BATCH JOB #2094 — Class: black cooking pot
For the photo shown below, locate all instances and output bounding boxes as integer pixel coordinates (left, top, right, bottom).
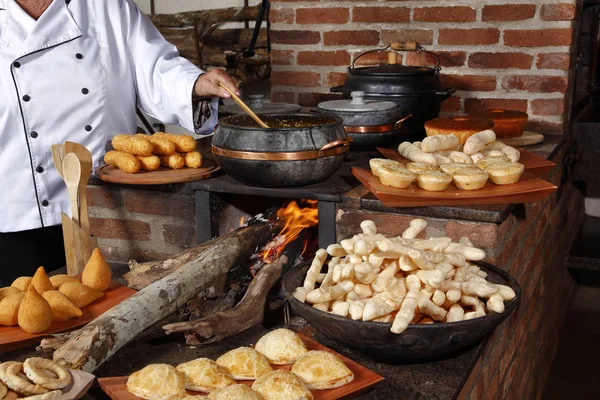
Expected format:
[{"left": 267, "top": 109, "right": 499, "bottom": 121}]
[
  {"left": 331, "top": 48, "right": 455, "bottom": 139},
  {"left": 212, "top": 114, "right": 351, "bottom": 188}
]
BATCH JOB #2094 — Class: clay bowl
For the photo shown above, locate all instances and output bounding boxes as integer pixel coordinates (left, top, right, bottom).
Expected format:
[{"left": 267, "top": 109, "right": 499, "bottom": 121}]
[{"left": 282, "top": 261, "right": 521, "bottom": 363}]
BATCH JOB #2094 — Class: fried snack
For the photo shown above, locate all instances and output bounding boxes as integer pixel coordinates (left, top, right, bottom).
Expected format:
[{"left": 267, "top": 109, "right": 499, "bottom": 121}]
[
  {"left": 0, "top": 362, "right": 48, "bottom": 396},
  {"left": 4, "top": 391, "right": 18, "bottom": 400},
  {"left": 440, "top": 163, "right": 477, "bottom": 175},
  {"left": 137, "top": 134, "right": 176, "bottom": 156},
  {"left": 104, "top": 150, "right": 141, "bottom": 174},
  {"left": 207, "top": 384, "right": 264, "bottom": 400},
  {"left": 11, "top": 276, "right": 32, "bottom": 292},
  {"left": 49, "top": 275, "right": 79, "bottom": 290},
  {"left": 216, "top": 347, "right": 272, "bottom": 380},
  {"left": 291, "top": 350, "right": 354, "bottom": 390},
  {"left": 251, "top": 370, "right": 313, "bottom": 400},
  {"left": 378, "top": 164, "right": 417, "bottom": 189},
  {"left": 369, "top": 158, "right": 401, "bottom": 178},
  {"left": 406, "top": 162, "right": 440, "bottom": 174},
  {"left": 58, "top": 282, "right": 104, "bottom": 308},
  {"left": 18, "top": 287, "right": 52, "bottom": 334},
  {"left": 137, "top": 155, "right": 161, "bottom": 171},
  {"left": 153, "top": 132, "right": 197, "bottom": 152},
  {"left": 0, "top": 287, "right": 21, "bottom": 301},
  {"left": 31, "top": 267, "right": 53, "bottom": 294},
  {"left": 398, "top": 142, "right": 437, "bottom": 165},
  {"left": 255, "top": 328, "right": 308, "bottom": 365},
  {"left": 486, "top": 162, "right": 524, "bottom": 185},
  {"left": 0, "top": 293, "right": 25, "bottom": 326},
  {"left": 184, "top": 151, "right": 202, "bottom": 168},
  {"left": 127, "top": 364, "right": 186, "bottom": 400},
  {"left": 416, "top": 171, "right": 452, "bottom": 192},
  {"left": 421, "top": 133, "right": 459, "bottom": 153},
  {"left": 42, "top": 290, "right": 83, "bottom": 323},
  {"left": 475, "top": 155, "right": 510, "bottom": 170},
  {"left": 175, "top": 359, "right": 234, "bottom": 393},
  {"left": 452, "top": 168, "right": 489, "bottom": 191},
  {"left": 82, "top": 248, "right": 112, "bottom": 291},
  {"left": 19, "top": 390, "right": 61, "bottom": 400},
  {"left": 23, "top": 358, "right": 71, "bottom": 390},
  {"left": 112, "top": 134, "right": 153, "bottom": 156},
  {"left": 160, "top": 153, "right": 185, "bottom": 170}
]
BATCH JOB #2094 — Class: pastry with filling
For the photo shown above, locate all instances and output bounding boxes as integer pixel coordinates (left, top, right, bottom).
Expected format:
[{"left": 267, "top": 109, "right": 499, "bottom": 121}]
[
  {"left": 406, "top": 162, "right": 440, "bottom": 174},
  {"left": 486, "top": 162, "right": 525, "bottom": 185},
  {"left": 255, "top": 329, "right": 308, "bottom": 365},
  {"left": 216, "top": 347, "right": 272, "bottom": 380},
  {"left": 31, "top": 267, "right": 54, "bottom": 294},
  {"left": 207, "top": 384, "right": 264, "bottom": 400},
  {"left": 18, "top": 287, "right": 52, "bottom": 334},
  {"left": 49, "top": 275, "right": 79, "bottom": 290},
  {"left": 175, "top": 358, "right": 234, "bottom": 393},
  {"left": 416, "top": 171, "right": 452, "bottom": 192},
  {"left": 82, "top": 248, "right": 112, "bottom": 292},
  {"left": 451, "top": 168, "right": 489, "bottom": 191},
  {"left": 127, "top": 364, "right": 186, "bottom": 400},
  {"left": 251, "top": 370, "right": 313, "bottom": 400},
  {"left": 58, "top": 282, "right": 104, "bottom": 308},
  {"left": 475, "top": 155, "right": 510, "bottom": 171},
  {"left": 11, "top": 277, "right": 32, "bottom": 292},
  {"left": 42, "top": 290, "right": 83, "bottom": 323},
  {"left": 425, "top": 117, "right": 495, "bottom": 144},
  {"left": 291, "top": 350, "right": 354, "bottom": 390},
  {"left": 369, "top": 158, "right": 402, "bottom": 178},
  {"left": 0, "top": 293, "right": 25, "bottom": 326},
  {"left": 377, "top": 164, "right": 416, "bottom": 189},
  {"left": 440, "top": 163, "right": 477, "bottom": 175}
]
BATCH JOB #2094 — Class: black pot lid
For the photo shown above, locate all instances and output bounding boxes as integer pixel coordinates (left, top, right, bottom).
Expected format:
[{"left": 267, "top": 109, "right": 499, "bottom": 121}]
[
  {"left": 317, "top": 91, "right": 399, "bottom": 112},
  {"left": 219, "top": 94, "right": 301, "bottom": 115},
  {"left": 350, "top": 64, "right": 436, "bottom": 76}
]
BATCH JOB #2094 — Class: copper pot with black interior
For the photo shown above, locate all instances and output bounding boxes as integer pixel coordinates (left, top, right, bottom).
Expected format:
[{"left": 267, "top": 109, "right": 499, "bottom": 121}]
[
  {"left": 212, "top": 114, "right": 351, "bottom": 187},
  {"left": 330, "top": 42, "right": 455, "bottom": 140},
  {"left": 316, "top": 91, "right": 412, "bottom": 150}
]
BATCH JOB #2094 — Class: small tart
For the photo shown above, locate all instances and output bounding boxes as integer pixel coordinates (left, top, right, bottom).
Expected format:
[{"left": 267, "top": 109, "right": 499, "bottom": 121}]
[
  {"left": 369, "top": 158, "right": 402, "bottom": 178},
  {"left": 416, "top": 171, "right": 452, "bottom": 192},
  {"left": 377, "top": 164, "right": 417, "bottom": 189},
  {"left": 251, "top": 370, "right": 313, "bottom": 400},
  {"left": 176, "top": 358, "right": 234, "bottom": 393},
  {"left": 216, "top": 347, "right": 272, "bottom": 381},
  {"left": 126, "top": 364, "right": 186, "bottom": 400},
  {"left": 255, "top": 329, "right": 308, "bottom": 365},
  {"left": 452, "top": 168, "right": 489, "bottom": 191},
  {"left": 440, "top": 163, "right": 478, "bottom": 175},
  {"left": 207, "top": 384, "right": 264, "bottom": 400},
  {"left": 406, "top": 162, "right": 440, "bottom": 174},
  {"left": 475, "top": 155, "right": 510, "bottom": 170},
  {"left": 486, "top": 162, "right": 525, "bottom": 185},
  {"left": 291, "top": 350, "right": 354, "bottom": 390}
]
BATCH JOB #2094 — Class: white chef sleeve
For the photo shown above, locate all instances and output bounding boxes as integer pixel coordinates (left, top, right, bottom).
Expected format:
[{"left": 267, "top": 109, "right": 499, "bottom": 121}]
[{"left": 119, "top": 0, "right": 219, "bottom": 134}]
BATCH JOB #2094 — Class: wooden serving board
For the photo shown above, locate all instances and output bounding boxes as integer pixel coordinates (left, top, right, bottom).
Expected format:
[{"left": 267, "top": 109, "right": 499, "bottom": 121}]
[
  {"left": 54, "top": 370, "right": 97, "bottom": 400},
  {"left": 0, "top": 281, "right": 136, "bottom": 352},
  {"left": 95, "top": 160, "right": 220, "bottom": 185},
  {"left": 98, "top": 335, "right": 384, "bottom": 400},
  {"left": 352, "top": 167, "right": 557, "bottom": 207},
  {"left": 501, "top": 131, "right": 544, "bottom": 147},
  {"left": 376, "top": 147, "right": 555, "bottom": 177}
]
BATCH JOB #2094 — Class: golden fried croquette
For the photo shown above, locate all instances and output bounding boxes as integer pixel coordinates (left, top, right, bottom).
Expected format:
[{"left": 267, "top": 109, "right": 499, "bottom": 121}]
[
  {"left": 160, "top": 153, "right": 185, "bottom": 170},
  {"left": 104, "top": 150, "right": 141, "bottom": 174},
  {"left": 184, "top": 151, "right": 202, "bottom": 168},
  {"left": 137, "top": 155, "right": 161, "bottom": 171},
  {"left": 137, "top": 134, "right": 176, "bottom": 156},
  {"left": 153, "top": 132, "right": 196, "bottom": 153},
  {"left": 112, "top": 134, "right": 153, "bottom": 156}
]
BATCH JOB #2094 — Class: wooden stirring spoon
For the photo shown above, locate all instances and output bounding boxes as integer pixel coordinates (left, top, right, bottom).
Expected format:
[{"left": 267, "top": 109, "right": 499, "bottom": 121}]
[
  {"left": 64, "top": 142, "right": 93, "bottom": 235},
  {"left": 62, "top": 153, "right": 82, "bottom": 226},
  {"left": 219, "top": 82, "right": 270, "bottom": 128}
]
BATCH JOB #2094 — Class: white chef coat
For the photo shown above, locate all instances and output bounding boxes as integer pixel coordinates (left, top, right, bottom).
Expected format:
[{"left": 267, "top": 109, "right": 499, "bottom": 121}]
[{"left": 0, "top": 0, "right": 219, "bottom": 233}]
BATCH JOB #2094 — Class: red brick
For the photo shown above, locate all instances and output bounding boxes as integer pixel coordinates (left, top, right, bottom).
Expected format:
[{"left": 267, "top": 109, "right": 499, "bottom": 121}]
[
  {"left": 541, "top": 3, "right": 576, "bottom": 21},
  {"left": 482, "top": 4, "right": 536, "bottom": 21},
  {"left": 531, "top": 98, "right": 565, "bottom": 116},
  {"left": 163, "top": 223, "right": 196, "bottom": 248},
  {"left": 271, "top": 30, "right": 320, "bottom": 45},
  {"left": 381, "top": 29, "right": 433, "bottom": 46},
  {"left": 297, "top": 92, "right": 343, "bottom": 107},
  {"left": 270, "top": 50, "right": 294, "bottom": 65},
  {"left": 440, "top": 75, "right": 497, "bottom": 92},
  {"left": 468, "top": 52, "right": 533, "bottom": 69},
  {"left": 297, "top": 51, "right": 350, "bottom": 66},
  {"left": 438, "top": 28, "right": 500, "bottom": 45},
  {"left": 270, "top": 8, "right": 294, "bottom": 23},
  {"left": 90, "top": 218, "right": 150, "bottom": 241},
  {"left": 354, "top": 51, "right": 402, "bottom": 66},
  {"left": 526, "top": 119, "right": 564, "bottom": 134},
  {"left": 324, "top": 30, "right": 379, "bottom": 46},
  {"left": 125, "top": 192, "right": 194, "bottom": 219},
  {"left": 445, "top": 221, "right": 498, "bottom": 248},
  {"left": 536, "top": 52, "right": 571, "bottom": 70},
  {"left": 87, "top": 186, "right": 120, "bottom": 209},
  {"left": 296, "top": 7, "right": 349, "bottom": 24},
  {"left": 271, "top": 91, "right": 295, "bottom": 104},
  {"left": 326, "top": 72, "right": 347, "bottom": 88},
  {"left": 405, "top": 51, "right": 466, "bottom": 68},
  {"left": 353, "top": 7, "right": 410, "bottom": 23},
  {"left": 271, "top": 71, "right": 320, "bottom": 87},
  {"left": 465, "top": 98, "right": 528, "bottom": 113},
  {"left": 413, "top": 6, "right": 475, "bottom": 22},
  {"left": 502, "top": 75, "right": 568, "bottom": 93},
  {"left": 440, "top": 96, "right": 462, "bottom": 113},
  {"left": 504, "top": 29, "right": 573, "bottom": 47}
]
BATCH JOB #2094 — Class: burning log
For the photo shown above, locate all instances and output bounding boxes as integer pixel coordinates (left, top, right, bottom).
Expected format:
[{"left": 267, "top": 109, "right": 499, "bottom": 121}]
[{"left": 41, "top": 222, "right": 272, "bottom": 373}]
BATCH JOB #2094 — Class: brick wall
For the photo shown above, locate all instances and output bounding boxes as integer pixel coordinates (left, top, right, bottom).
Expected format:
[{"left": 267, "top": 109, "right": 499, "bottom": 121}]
[
  {"left": 336, "top": 141, "right": 584, "bottom": 399},
  {"left": 270, "top": 1, "right": 577, "bottom": 134}
]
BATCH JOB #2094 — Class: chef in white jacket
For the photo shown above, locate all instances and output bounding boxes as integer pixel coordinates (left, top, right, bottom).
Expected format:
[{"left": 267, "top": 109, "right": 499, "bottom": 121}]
[{"left": 0, "top": 0, "right": 238, "bottom": 284}]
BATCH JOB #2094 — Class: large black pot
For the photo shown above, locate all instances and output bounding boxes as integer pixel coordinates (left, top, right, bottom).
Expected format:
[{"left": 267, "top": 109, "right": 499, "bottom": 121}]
[{"left": 212, "top": 114, "right": 351, "bottom": 187}]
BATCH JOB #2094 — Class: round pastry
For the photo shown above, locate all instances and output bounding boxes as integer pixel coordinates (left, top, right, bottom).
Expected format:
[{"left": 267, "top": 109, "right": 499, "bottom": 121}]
[
  {"left": 469, "top": 109, "right": 528, "bottom": 139},
  {"left": 126, "top": 364, "right": 186, "bottom": 400},
  {"left": 416, "top": 171, "right": 452, "bottom": 192},
  {"left": 251, "top": 370, "right": 313, "bottom": 400},
  {"left": 207, "top": 384, "right": 264, "bottom": 400},
  {"left": 451, "top": 168, "right": 489, "bottom": 191},
  {"left": 175, "top": 358, "right": 234, "bottom": 393},
  {"left": 406, "top": 162, "right": 440, "bottom": 174},
  {"left": 424, "top": 117, "right": 495, "bottom": 144},
  {"left": 255, "top": 328, "right": 308, "bottom": 365},
  {"left": 23, "top": 391, "right": 62, "bottom": 400},
  {"left": 369, "top": 158, "right": 402, "bottom": 178},
  {"left": 475, "top": 155, "right": 510, "bottom": 171},
  {"left": 486, "top": 162, "right": 525, "bottom": 185},
  {"left": 291, "top": 350, "right": 354, "bottom": 390},
  {"left": 216, "top": 347, "right": 272, "bottom": 380},
  {"left": 23, "top": 358, "right": 71, "bottom": 390},
  {"left": 0, "top": 362, "right": 47, "bottom": 396},
  {"left": 377, "top": 164, "right": 417, "bottom": 189},
  {"left": 440, "top": 163, "right": 478, "bottom": 175}
]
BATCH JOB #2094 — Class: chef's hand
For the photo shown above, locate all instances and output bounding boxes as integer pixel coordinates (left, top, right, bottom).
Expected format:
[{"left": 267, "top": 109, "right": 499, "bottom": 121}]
[{"left": 193, "top": 69, "right": 239, "bottom": 99}]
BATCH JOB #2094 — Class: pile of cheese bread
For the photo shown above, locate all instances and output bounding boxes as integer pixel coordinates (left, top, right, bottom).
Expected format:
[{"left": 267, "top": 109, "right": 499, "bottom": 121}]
[
  {"left": 0, "top": 248, "right": 111, "bottom": 333},
  {"left": 370, "top": 130, "right": 525, "bottom": 191},
  {"left": 105, "top": 133, "right": 202, "bottom": 174},
  {"left": 0, "top": 357, "right": 72, "bottom": 400},
  {"left": 293, "top": 219, "right": 516, "bottom": 334},
  {"left": 126, "top": 329, "right": 354, "bottom": 400}
]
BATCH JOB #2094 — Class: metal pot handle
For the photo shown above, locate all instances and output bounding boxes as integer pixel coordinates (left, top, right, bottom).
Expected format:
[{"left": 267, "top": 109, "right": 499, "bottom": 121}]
[
  {"left": 351, "top": 43, "right": 441, "bottom": 70},
  {"left": 435, "top": 88, "right": 457, "bottom": 100},
  {"left": 319, "top": 137, "right": 353, "bottom": 155},
  {"left": 394, "top": 114, "right": 413, "bottom": 129}
]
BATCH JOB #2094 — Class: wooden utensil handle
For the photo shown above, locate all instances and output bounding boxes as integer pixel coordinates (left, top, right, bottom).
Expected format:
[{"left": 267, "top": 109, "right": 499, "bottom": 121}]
[
  {"left": 218, "top": 83, "right": 270, "bottom": 129},
  {"left": 390, "top": 41, "right": 418, "bottom": 51}
]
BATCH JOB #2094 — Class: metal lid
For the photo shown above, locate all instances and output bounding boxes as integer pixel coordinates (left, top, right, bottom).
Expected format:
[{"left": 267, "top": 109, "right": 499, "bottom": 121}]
[
  {"left": 317, "top": 91, "right": 399, "bottom": 112},
  {"left": 219, "top": 94, "right": 301, "bottom": 115},
  {"left": 350, "top": 64, "right": 435, "bottom": 76}
]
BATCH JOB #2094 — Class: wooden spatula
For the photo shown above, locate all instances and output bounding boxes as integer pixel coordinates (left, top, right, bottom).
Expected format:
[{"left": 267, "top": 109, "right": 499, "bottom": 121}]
[
  {"left": 62, "top": 153, "right": 82, "bottom": 225},
  {"left": 64, "top": 142, "right": 93, "bottom": 235},
  {"left": 219, "top": 82, "right": 270, "bottom": 128},
  {"left": 51, "top": 144, "right": 65, "bottom": 178}
]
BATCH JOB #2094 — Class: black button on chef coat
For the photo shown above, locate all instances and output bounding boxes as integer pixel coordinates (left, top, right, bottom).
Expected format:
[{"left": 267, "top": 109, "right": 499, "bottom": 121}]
[{"left": 30, "top": 131, "right": 38, "bottom": 138}]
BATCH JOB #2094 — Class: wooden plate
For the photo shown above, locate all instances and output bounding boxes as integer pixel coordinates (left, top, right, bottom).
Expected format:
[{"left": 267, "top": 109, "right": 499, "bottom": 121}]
[
  {"left": 501, "top": 131, "right": 544, "bottom": 147},
  {"left": 376, "top": 147, "right": 555, "bottom": 177},
  {"left": 54, "top": 369, "right": 97, "bottom": 400},
  {"left": 95, "top": 160, "right": 220, "bottom": 185},
  {"left": 0, "top": 281, "right": 136, "bottom": 352},
  {"left": 352, "top": 167, "right": 557, "bottom": 207},
  {"left": 98, "top": 335, "right": 384, "bottom": 400}
]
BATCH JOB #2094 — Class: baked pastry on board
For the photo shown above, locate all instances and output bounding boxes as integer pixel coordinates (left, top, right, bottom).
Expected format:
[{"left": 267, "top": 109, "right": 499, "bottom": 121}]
[
  {"left": 216, "top": 347, "right": 272, "bottom": 380},
  {"left": 251, "top": 370, "right": 313, "bottom": 400},
  {"left": 175, "top": 358, "right": 234, "bottom": 393},
  {"left": 291, "top": 351, "right": 354, "bottom": 390},
  {"left": 255, "top": 329, "right": 308, "bottom": 365},
  {"left": 207, "top": 384, "right": 264, "bottom": 400},
  {"left": 126, "top": 364, "right": 185, "bottom": 400}
]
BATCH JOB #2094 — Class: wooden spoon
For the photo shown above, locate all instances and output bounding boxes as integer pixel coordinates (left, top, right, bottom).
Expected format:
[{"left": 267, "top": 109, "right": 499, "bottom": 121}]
[
  {"left": 51, "top": 144, "right": 65, "bottom": 178},
  {"left": 64, "top": 142, "right": 93, "bottom": 235},
  {"left": 62, "top": 153, "right": 82, "bottom": 226},
  {"left": 219, "top": 82, "right": 270, "bottom": 128}
]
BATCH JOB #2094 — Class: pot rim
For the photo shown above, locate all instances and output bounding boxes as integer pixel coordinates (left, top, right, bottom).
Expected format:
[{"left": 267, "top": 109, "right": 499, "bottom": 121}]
[{"left": 217, "top": 113, "right": 344, "bottom": 131}]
